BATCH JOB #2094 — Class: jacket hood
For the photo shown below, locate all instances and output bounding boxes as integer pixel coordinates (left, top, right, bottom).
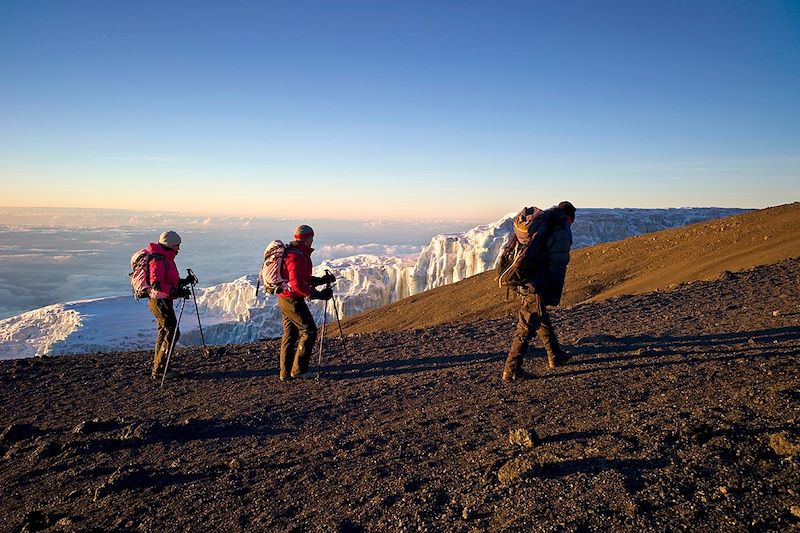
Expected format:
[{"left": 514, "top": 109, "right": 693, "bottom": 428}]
[{"left": 145, "top": 242, "right": 179, "bottom": 260}]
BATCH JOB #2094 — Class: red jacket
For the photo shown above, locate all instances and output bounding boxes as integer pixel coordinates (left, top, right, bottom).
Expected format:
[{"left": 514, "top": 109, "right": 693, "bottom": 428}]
[
  {"left": 279, "top": 242, "right": 314, "bottom": 299},
  {"left": 146, "top": 242, "right": 180, "bottom": 299}
]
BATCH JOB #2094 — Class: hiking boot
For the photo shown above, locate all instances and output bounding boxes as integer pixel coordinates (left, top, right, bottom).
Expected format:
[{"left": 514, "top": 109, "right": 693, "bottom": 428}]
[
  {"left": 151, "top": 370, "right": 177, "bottom": 381},
  {"left": 514, "top": 368, "right": 535, "bottom": 380},
  {"left": 547, "top": 350, "right": 572, "bottom": 369},
  {"left": 502, "top": 368, "right": 534, "bottom": 383}
]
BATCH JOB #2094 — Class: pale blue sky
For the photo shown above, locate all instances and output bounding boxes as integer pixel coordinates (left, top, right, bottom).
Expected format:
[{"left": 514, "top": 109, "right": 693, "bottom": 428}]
[{"left": 1, "top": 1, "right": 798, "bottom": 219}]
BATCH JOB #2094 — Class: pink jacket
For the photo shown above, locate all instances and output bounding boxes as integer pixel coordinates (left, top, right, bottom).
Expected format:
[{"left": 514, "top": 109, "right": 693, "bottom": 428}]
[{"left": 146, "top": 242, "right": 180, "bottom": 299}]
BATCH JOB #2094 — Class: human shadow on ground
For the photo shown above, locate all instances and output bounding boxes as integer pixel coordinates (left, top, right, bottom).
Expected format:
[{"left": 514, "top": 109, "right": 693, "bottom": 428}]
[
  {"left": 180, "top": 326, "right": 797, "bottom": 383},
  {"left": 317, "top": 351, "right": 505, "bottom": 381},
  {"left": 181, "top": 368, "right": 274, "bottom": 381},
  {"left": 577, "top": 326, "right": 799, "bottom": 354},
  {"left": 182, "top": 351, "right": 506, "bottom": 382},
  {"left": 323, "top": 325, "right": 797, "bottom": 381},
  {"left": 563, "top": 325, "right": 799, "bottom": 371}
]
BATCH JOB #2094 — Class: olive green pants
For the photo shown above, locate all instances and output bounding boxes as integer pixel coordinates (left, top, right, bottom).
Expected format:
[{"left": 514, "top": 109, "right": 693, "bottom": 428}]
[
  {"left": 503, "top": 290, "right": 561, "bottom": 374},
  {"left": 148, "top": 298, "right": 180, "bottom": 377},
  {"left": 278, "top": 297, "right": 318, "bottom": 377}
]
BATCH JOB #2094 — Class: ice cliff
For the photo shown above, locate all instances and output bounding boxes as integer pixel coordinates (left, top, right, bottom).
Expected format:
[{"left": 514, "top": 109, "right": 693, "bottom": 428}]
[{"left": 0, "top": 207, "right": 745, "bottom": 358}]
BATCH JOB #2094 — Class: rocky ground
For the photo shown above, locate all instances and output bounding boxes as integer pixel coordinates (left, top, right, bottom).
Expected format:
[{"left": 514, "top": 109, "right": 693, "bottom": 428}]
[{"left": 1, "top": 258, "right": 799, "bottom": 532}]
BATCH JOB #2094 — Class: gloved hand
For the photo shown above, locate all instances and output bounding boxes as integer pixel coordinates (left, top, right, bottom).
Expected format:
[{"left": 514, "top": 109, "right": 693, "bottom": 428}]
[
  {"left": 320, "top": 272, "right": 336, "bottom": 285},
  {"left": 310, "top": 287, "right": 333, "bottom": 301},
  {"left": 172, "top": 286, "right": 191, "bottom": 299},
  {"left": 181, "top": 272, "right": 198, "bottom": 286}
]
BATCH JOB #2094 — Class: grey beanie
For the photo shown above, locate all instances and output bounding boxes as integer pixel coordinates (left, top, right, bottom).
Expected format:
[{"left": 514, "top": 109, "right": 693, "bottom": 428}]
[{"left": 159, "top": 230, "right": 182, "bottom": 248}]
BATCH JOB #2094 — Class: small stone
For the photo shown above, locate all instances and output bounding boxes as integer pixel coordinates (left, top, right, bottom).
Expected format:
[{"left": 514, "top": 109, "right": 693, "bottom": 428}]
[
  {"left": 509, "top": 428, "right": 539, "bottom": 448},
  {"left": 498, "top": 456, "right": 537, "bottom": 483},
  {"left": 228, "top": 458, "right": 242, "bottom": 470},
  {"left": 72, "top": 421, "right": 90, "bottom": 434},
  {"left": 462, "top": 507, "right": 473, "bottom": 520},
  {"left": 772, "top": 310, "right": 782, "bottom": 317},
  {"left": 55, "top": 517, "right": 74, "bottom": 528},
  {"left": 769, "top": 433, "right": 800, "bottom": 457},
  {"left": 790, "top": 506, "right": 800, "bottom": 519},
  {"left": 719, "top": 486, "right": 728, "bottom": 495}
]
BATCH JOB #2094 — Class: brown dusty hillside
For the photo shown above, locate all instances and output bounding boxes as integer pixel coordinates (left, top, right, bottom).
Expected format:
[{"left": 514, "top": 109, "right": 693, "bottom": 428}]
[{"left": 340, "top": 202, "right": 800, "bottom": 335}]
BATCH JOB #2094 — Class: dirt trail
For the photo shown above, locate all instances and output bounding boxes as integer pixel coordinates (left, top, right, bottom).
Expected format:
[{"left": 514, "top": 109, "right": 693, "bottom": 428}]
[{"left": 1, "top": 257, "right": 799, "bottom": 531}]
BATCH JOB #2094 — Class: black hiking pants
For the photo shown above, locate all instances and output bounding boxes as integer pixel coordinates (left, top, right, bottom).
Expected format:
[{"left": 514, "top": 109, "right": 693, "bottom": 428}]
[
  {"left": 503, "top": 288, "right": 561, "bottom": 374},
  {"left": 278, "top": 296, "right": 317, "bottom": 378},
  {"left": 148, "top": 297, "right": 180, "bottom": 377}
]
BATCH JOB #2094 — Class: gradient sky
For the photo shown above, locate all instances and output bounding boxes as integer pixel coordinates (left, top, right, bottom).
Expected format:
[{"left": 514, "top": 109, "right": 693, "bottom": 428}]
[{"left": 1, "top": 1, "right": 798, "bottom": 220}]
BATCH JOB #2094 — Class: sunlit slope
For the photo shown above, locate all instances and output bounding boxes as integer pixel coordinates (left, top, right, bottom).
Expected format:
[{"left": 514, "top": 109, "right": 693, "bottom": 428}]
[{"left": 341, "top": 202, "right": 800, "bottom": 334}]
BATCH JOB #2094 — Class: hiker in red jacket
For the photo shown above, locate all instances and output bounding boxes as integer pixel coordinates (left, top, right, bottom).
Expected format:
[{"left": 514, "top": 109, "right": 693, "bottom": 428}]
[
  {"left": 147, "top": 231, "right": 196, "bottom": 380},
  {"left": 277, "top": 225, "right": 334, "bottom": 381}
]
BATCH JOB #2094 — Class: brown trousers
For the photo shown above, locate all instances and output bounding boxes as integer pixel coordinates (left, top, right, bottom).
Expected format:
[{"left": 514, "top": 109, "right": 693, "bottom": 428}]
[
  {"left": 148, "top": 298, "right": 180, "bottom": 376},
  {"left": 278, "top": 297, "right": 317, "bottom": 377},
  {"left": 503, "top": 289, "right": 561, "bottom": 374}
]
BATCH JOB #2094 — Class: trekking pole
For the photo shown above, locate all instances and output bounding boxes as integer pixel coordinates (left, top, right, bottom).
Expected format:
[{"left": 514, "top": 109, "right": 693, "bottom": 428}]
[
  {"left": 324, "top": 269, "right": 349, "bottom": 358},
  {"left": 316, "top": 297, "right": 328, "bottom": 380},
  {"left": 187, "top": 268, "right": 209, "bottom": 357},
  {"left": 331, "top": 295, "right": 349, "bottom": 358},
  {"left": 160, "top": 297, "right": 187, "bottom": 388}
]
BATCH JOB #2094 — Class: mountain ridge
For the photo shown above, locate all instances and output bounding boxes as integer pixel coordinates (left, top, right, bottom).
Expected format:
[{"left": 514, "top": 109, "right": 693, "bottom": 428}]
[{"left": 339, "top": 202, "right": 800, "bottom": 334}]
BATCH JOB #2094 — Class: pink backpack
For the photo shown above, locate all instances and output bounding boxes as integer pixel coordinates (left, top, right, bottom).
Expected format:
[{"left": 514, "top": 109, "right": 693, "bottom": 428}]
[
  {"left": 129, "top": 249, "right": 164, "bottom": 300},
  {"left": 257, "top": 240, "right": 290, "bottom": 295}
]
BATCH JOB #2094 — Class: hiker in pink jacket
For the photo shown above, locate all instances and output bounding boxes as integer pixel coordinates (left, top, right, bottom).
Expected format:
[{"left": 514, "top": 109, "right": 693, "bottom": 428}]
[{"left": 147, "top": 231, "right": 196, "bottom": 380}]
